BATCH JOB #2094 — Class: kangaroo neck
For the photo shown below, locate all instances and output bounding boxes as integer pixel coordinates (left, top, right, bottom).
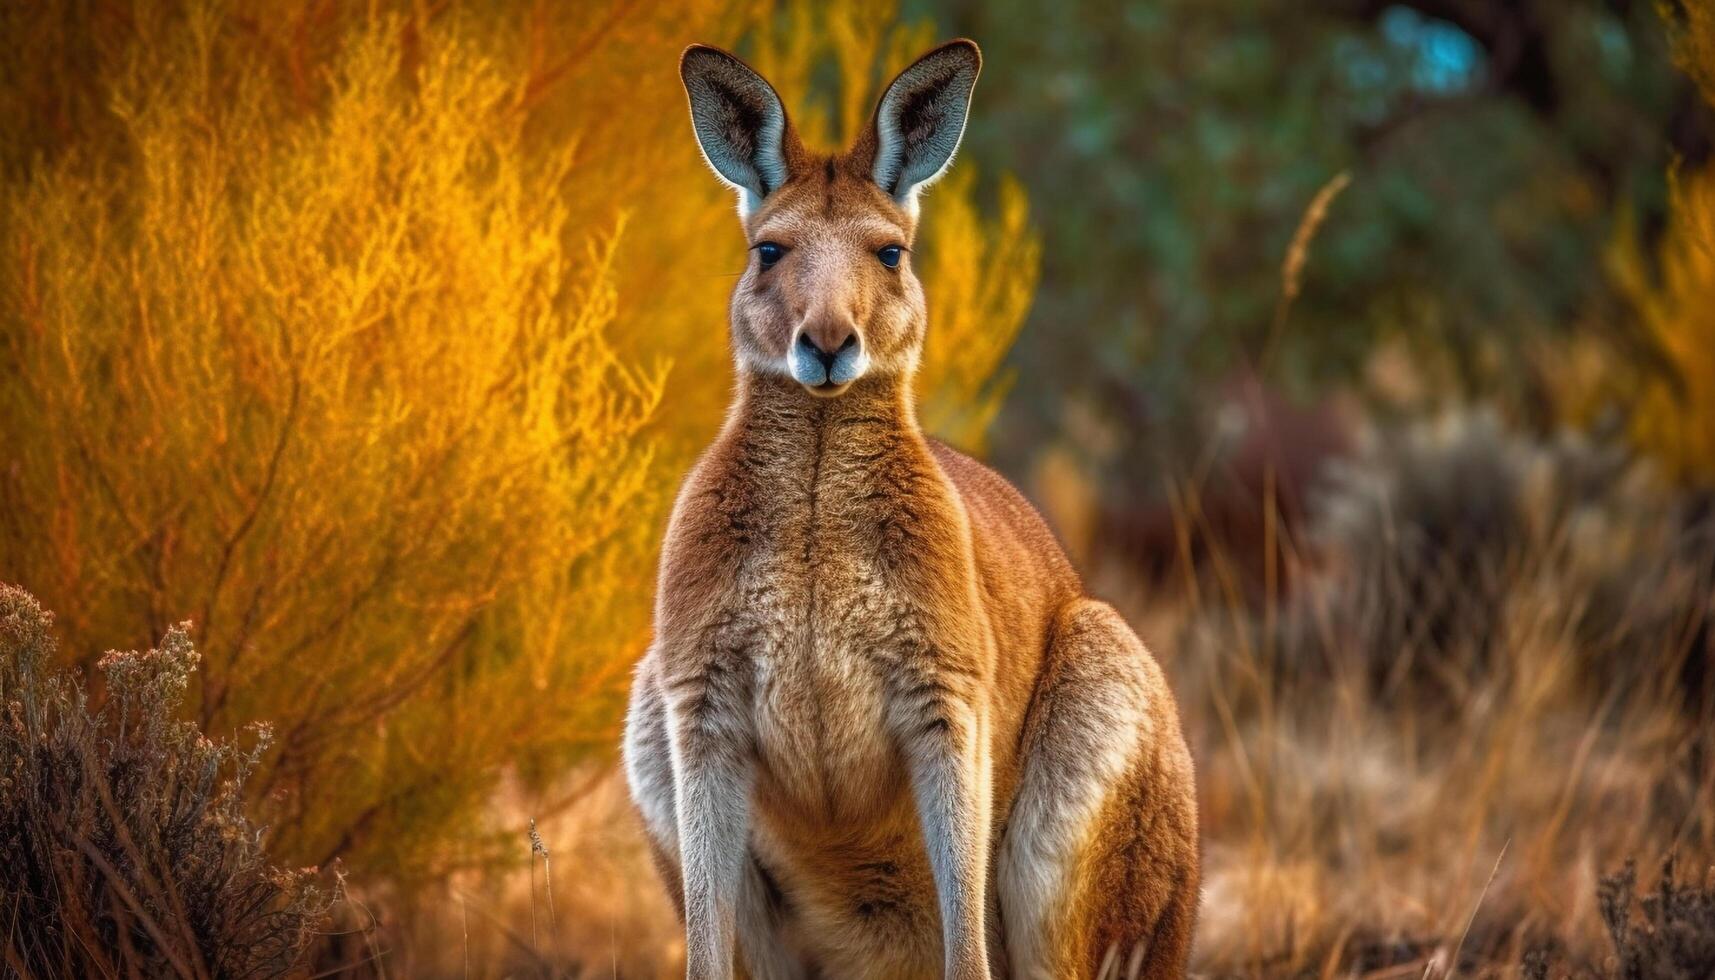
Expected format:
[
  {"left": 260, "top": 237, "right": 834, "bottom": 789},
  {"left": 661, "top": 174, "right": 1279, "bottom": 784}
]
[{"left": 728, "top": 369, "right": 923, "bottom": 474}]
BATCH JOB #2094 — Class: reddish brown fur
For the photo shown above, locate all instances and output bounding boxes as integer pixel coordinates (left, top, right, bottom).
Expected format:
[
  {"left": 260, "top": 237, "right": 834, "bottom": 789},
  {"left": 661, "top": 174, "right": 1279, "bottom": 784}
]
[{"left": 624, "top": 41, "right": 1199, "bottom": 979}]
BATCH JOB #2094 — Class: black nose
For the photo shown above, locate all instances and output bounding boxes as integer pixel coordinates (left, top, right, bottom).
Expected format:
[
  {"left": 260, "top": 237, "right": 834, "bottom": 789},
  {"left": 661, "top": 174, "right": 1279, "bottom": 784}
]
[{"left": 799, "top": 331, "right": 857, "bottom": 371}]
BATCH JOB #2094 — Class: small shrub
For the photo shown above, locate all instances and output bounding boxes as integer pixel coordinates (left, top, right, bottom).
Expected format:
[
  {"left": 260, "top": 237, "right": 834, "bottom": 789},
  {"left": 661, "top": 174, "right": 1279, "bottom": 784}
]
[
  {"left": 1524, "top": 858, "right": 1715, "bottom": 980},
  {"left": 0, "top": 584, "right": 326, "bottom": 979},
  {"left": 1309, "top": 410, "right": 1531, "bottom": 677},
  {"left": 1598, "top": 858, "right": 1715, "bottom": 980},
  {"left": 1253, "top": 409, "right": 1714, "bottom": 706}
]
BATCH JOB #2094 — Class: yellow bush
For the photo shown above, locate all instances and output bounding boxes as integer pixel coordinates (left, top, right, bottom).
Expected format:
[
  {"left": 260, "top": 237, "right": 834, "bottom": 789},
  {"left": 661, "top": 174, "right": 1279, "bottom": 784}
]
[
  {"left": 1612, "top": 169, "right": 1715, "bottom": 485},
  {"left": 0, "top": 3, "right": 675, "bottom": 882},
  {"left": 1665, "top": 0, "right": 1715, "bottom": 103},
  {"left": 916, "top": 169, "right": 1038, "bottom": 451},
  {"left": 0, "top": 0, "right": 1035, "bottom": 883},
  {"left": 1593, "top": 7, "right": 1715, "bottom": 485}
]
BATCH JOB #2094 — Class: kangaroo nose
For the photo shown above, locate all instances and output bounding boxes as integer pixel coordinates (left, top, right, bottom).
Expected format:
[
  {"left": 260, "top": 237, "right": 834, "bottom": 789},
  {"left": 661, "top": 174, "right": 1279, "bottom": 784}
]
[{"left": 798, "top": 327, "right": 858, "bottom": 371}]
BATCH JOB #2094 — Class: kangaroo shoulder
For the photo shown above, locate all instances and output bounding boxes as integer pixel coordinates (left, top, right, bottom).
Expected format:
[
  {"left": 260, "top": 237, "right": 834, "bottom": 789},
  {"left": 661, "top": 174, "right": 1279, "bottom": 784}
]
[
  {"left": 927, "top": 439, "right": 1082, "bottom": 590},
  {"left": 657, "top": 437, "right": 759, "bottom": 600}
]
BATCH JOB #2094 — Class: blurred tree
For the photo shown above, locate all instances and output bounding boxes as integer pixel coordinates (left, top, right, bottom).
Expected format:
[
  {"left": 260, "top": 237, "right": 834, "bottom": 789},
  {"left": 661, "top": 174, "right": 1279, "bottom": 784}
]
[{"left": 911, "top": 0, "right": 1708, "bottom": 488}]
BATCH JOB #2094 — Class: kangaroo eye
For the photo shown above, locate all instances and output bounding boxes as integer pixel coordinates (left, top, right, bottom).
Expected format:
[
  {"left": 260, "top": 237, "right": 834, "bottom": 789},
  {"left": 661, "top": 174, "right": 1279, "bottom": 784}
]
[
  {"left": 755, "top": 241, "right": 786, "bottom": 268},
  {"left": 877, "top": 244, "right": 903, "bottom": 269}
]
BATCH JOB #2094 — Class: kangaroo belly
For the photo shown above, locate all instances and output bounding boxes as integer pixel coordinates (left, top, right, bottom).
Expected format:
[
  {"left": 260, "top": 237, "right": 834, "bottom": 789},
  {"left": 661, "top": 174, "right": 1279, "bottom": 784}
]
[
  {"left": 749, "top": 559, "right": 912, "bottom": 824},
  {"left": 741, "top": 552, "right": 951, "bottom": 972},
  {"left": 753, "top": 802, "right": 945, "bottom": 976}
]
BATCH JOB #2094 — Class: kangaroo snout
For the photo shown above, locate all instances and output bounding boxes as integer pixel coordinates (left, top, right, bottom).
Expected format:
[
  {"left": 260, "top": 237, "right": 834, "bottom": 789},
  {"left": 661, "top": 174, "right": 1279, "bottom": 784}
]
[{"left": 791, "top": 321, "right": 867, "bottom": 390}]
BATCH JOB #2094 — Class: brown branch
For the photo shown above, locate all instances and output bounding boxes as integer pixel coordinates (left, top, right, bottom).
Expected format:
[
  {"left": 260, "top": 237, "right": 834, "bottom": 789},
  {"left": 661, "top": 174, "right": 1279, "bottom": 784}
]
[{"left": 199, "top": 358, "right": 301, "bottom": 645}]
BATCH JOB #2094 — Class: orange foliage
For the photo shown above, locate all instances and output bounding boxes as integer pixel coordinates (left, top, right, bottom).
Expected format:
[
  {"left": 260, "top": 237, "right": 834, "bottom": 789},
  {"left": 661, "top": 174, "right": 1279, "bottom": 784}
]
[
  {"left": 1580, "top": 7, "right": 1715, "bottom": 485},
  {"left": 0, "top": 0, "right": 1036, "bottom": 883},
  {"left": 1611, "top": 169, "right": 1715, "bottom": 484}
]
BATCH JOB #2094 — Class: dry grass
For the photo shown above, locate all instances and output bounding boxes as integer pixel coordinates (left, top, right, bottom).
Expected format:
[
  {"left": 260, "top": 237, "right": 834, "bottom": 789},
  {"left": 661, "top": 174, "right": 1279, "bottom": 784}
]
[
  {"left": 1133, "top": 410, "right": 1714, "bottom": 977},
  {"left": 345, "top": 412, "right": 1712, "bottom": 978},
  {"left": 300, "top": 773, "right": 680, "bottom": 979}
]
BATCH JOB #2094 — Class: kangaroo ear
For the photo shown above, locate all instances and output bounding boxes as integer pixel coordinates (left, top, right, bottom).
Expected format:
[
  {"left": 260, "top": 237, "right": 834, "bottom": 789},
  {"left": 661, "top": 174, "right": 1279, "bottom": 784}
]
[
  {"left": 681, "top": 45, "right": 797, "bottom": 214},
  {"left": 865, "top": 40, "right": 981, "bottom": 206}
]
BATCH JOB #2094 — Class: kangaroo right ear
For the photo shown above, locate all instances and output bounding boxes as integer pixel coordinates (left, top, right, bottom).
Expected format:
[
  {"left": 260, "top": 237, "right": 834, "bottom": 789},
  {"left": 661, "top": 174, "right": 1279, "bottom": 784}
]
[{"left": 681, "top": 45, "right": 796, "bottom": 215}]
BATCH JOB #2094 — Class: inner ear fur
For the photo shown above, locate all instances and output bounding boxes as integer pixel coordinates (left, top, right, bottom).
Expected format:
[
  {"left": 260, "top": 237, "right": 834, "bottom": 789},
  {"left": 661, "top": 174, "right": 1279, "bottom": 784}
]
[
  {"left": 859, "top": 39, "right": 982, "bottom": 203},
  {"left": 680, "top": 44, "right": 806, "bottom": 210}
]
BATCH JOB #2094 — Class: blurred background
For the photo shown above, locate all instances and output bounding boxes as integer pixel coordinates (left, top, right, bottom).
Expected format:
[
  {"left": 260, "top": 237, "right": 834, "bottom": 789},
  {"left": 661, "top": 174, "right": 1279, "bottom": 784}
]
[{"left": 2, "top": 0, "right": 1712, "bottom": 976}]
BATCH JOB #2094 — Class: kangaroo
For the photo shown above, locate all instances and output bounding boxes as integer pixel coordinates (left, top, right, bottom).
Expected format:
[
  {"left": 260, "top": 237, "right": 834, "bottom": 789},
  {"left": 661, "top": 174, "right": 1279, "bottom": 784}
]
[{"left": 623, "top": 39, "right": 1199, "bottom": 980}]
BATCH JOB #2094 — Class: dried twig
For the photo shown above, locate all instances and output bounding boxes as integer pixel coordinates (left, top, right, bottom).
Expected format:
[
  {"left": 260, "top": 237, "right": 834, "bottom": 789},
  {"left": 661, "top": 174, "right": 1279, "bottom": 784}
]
[{"left": 1265, "top": 170, "right": 1353, "bottom": 367}]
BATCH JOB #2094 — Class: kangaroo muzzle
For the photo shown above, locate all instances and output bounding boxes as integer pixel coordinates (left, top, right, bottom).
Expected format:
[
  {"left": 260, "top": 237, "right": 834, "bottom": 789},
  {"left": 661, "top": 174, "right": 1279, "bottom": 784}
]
[{"left": 790, "top": 327, "right": 868, "bottom": 389}]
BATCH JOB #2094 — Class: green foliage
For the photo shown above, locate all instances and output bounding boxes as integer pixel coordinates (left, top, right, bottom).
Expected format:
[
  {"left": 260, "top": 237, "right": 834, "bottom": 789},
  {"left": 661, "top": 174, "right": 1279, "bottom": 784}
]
[{"left": 914, "top": 0, "right": 1697, "bottom": 478}]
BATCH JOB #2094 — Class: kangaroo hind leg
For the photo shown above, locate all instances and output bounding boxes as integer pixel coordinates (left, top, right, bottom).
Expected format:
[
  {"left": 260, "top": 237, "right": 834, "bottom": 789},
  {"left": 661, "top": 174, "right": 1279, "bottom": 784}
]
[{"left": 997, "top": 599, "right": 1199, "bottom": 979}]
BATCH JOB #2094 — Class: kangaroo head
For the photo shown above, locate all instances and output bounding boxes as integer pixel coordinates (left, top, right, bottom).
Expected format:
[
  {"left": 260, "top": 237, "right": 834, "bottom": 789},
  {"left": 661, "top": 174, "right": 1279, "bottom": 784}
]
[{"left": 681, "top": 40, "right": 981, "bottom": 397}]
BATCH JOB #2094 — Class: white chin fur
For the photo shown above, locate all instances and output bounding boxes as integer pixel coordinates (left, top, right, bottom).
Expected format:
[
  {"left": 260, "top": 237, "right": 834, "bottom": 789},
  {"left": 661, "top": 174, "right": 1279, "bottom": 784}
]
[{"left": 788, "top": 343, "right": 868, "bottom": 388}]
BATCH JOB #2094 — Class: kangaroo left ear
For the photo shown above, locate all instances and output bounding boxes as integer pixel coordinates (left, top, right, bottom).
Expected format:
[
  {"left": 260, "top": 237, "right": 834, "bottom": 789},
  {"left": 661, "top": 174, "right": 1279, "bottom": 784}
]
[{"left": 863, "top": 40, "right": 982, "bottom": 208}]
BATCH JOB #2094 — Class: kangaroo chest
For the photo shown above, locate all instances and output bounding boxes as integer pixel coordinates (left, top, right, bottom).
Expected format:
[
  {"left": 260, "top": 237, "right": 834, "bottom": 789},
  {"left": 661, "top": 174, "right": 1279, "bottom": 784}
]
[{"left": 721, "top": 428, "right": 954, "bottom": 824}]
